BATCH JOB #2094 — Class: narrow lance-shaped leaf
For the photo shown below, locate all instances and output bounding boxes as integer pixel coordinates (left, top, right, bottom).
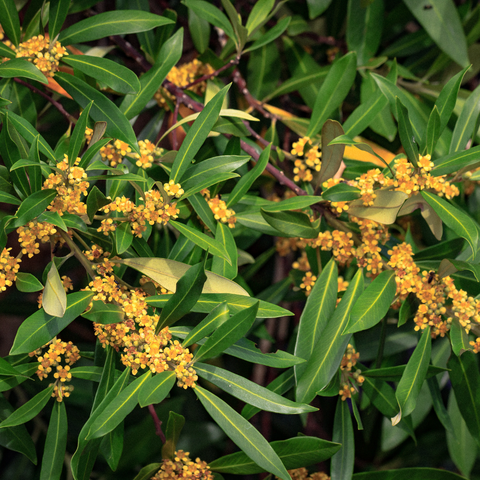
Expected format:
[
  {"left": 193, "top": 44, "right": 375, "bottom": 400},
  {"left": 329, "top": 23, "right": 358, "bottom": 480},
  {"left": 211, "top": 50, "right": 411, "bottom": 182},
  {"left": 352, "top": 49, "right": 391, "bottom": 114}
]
[
  {"left": 425, "top": 106, "right": 441, "bottom": 156},
  {"left": 307, "top": 52, "right": 357, "bottom": 138},
  {"left": 261, "top": 209, "right": 318, "bottom": 239},
  {"left": 294, "top": 258, "right": 338, "bottom": 382},
  {"left": 183, "top": 302, "right": 229, "bottom": 347},
  {"left": 162, "top": 412, "right": 185, "bottom": 460},
  {"left": 296, "top": 268, "right": 364, "bottom": 403},
  {"left": 138, "top": 371, "right": 176, "bottom": 407},
  {"left": 330, "top": 398, "right": 354, "bottom": 480},
  {"left": 211, "top": 223, "right": 238, "bottom": 280},
  {"left": 68, "top": 101, "right": 93, "bottom": 166},
  {"left": 15, "top": 272, "right": 43, "bottom": 293},
  {"left": 396, "top": 96, "right": 419, "bottom": 167},
  {"left": 195, "top": 386, "right": 291, "bottom": 480},
  {"left": 39, "top": 401, "right": 67, "bottom": 480},
  {"left": 0, "top": 0, "right": 20, "bottom": 46},
  {"left": 0, "top": 59, "right": 48, "bottom": 84},
  {"left": 195, "top": 362, "right": 317, "bottom": 415},
  {"left": 170, "top": 84, "right": 231, "bottom": 183},
  {"left": 156, "top": 258, "right": 207, "bottom": 333},
  {"left": 318, "top": 120, "right": 345, "bottom": 185},
  {"left": 49, "top": 0, "right": 71, "bottom": 41},
  {"left": 114, "top": 222, "right": 133, "bottom": 255},
  {"left": 393, "top": 327, "right": 432, "bottom": 425},
  {"left": 344, "top": 270, "right": 396, "bottom": 334},
  {"left": 58, "top": 10, "right": 174, "bottom": 44},
  {"left": 11, "top": 190, "right": 57, "bottom": 229},
  {"left": 43, "top": 262, "right": 67, "bottom": 318}
]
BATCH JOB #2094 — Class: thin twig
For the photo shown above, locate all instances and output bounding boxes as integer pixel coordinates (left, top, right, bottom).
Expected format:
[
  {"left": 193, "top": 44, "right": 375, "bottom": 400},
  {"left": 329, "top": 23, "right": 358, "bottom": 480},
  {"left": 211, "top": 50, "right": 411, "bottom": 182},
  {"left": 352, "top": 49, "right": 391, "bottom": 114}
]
[
  {"left": 14, "top": 77, "right": 76, "bottom": 124},
  {"left": 182, "top": 54, "right": 241, "bottom": 89},
  {"left": 148, "top": 404, "right": 166, "bottom": 442},
  {"left": 59, "top": 230, "right": 96, "bottom": 280}
]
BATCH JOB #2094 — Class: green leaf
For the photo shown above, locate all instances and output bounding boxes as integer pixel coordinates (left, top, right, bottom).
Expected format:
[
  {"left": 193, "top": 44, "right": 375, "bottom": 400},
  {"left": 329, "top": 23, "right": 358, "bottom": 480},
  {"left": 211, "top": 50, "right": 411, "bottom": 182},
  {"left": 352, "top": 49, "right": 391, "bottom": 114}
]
[
  {"left": 99, "top": 422, "right": 123, "bottom": 472},
  {"left": 448, "top": 351, "right": 480, "bottom": 448},
  {"left": 55, "top": 73, "right": 137, "bottom": 147},
  {"left": 183, "top": 0, "right": 235, "bottom": 43},
  {"left": 0, "top": 363, "right": 38, "bottom": 393},
  {"left": 170, "top": 84, "right": 231, "bottom": 183},
  {"left": 10, "top": 292, "right": 95, "bottom": 355},
  {"left": 82, "top": 301, "right": 125, "bottom": 324},
  {"left": 86, "top": 185, "right": 110, "bottom": 222},
  {"left": 196, "top": 362, "right": 317, "bottom": 415},
  {"left": 156, "top": 258, "right": 207, "bottom": 332},
  {"left": 318, "top": 120, "right": 345, "bottom": 186},
  {"left": 162, "top": 412, "right": 185, "bottom": 460},
  {"left": 307, "top": 0, "right": 332, "bottom": 19},
  {"left": 446, "top": 389, "right": 477, "bottom": 478},
  {"left": 183, "top": 302, "right": 229, "bottom": 347},
  {"left": 43, "top": 261, "right": 67, "bottom": 318},
  {"left": 449, "top": 82, "right": 480, "bottom": 153},
  {"left": 450, "top": 320, "right": 471, "bottom": 356},
  {"left": 394, "top": 328, "right": 432, "bottom": 424},
  {"left": 322, "top": 183, "right": 361, "bottom": 202},
  {"left": 0, "top": 58, "right": 48, "bottom": 84},
  {"left": 330, "top": 398, "right": 355, "bottom": 480},
  {"left": 210, "top": 435, "right": 340, "bottom": 474},
  {"left": 11, "top": 189, "right": 57, "bottom": 229},
  {"left": 261, "top": 209, "right": 318, "bottom": 239},
  {"left": 427, "top": 376, "right": 456, "bottom": 438},
  {"left": 403, "top": 0, "right": 469, "bottom": 68},
  {"left": 421, "top": 191, "right": 479, "bottom": 260},
  {"left": 15, "top": 272, "right": 43, "bottom": 293},
  {"left": 0, "top": 0, "right": 20, "bottom": 46},
  {"left": 49, "top": 0, "right": 71, "bottom": 41},
  {"left": 261, "top": 196, "right": 320, "bottom": 212},
  {"left": 86, "top": 370, "right": 151, "bottom": 440},
  {"left": 120, "top": 28, "right": 183, "bottom": 119},
  {"left": 425, "top": 106, "right": 441, "bottom": 156},
  {"left": 188, "top": 8, "right": 210, "bottom": 53},
  {"left": 0, "top": 191, "right": 21, "bottom": 206},
  {"left": 352, "top": 468, "right": 468, "bottom": 479},
  {"left": 227, "top": 144, "right": 271, "bottom": 208},
  {"left": 39, "top": 401, "right": 67, "bottom": 480},
  {"left": 148, "top": 293, "right": 291, "bottom": 318},
  {"left": 194, "top": 386, "right": 290, "bottom": 480},
  {"left": 211, "top": 223, "right": 238, "bottom": 280},
  {"left": 0, "top": 357, "right": 24, "bottom": 377},
  {"left": 396, "top": 97, "right": 419, "bottom": 167},
  {"left": 132, "top": 464, "right": 163, "bottom": 480},
  {"left": 307, "top": 52, "right": 357, "bottom": 138},
  {"left": 344, "top": 270, "right": 396, "bottom": 334},
  {"left": 244, "top": 16, "right": 291, "bottom": 54},
  {"left": 138, "top": 371, "right": 176, "bottom": 407},
  {"left": 169, "top": 220, "right": 231, "bottom": 264},
  {"left": 245, "top": 0, "right": 274, "bottom": 35},
  {"left": 67, "top": 100, "right": 93, "bottom": 166},
  {"left": 194, "top": 302, "right": 259, "bottom": 362},
  {"left": 114, "top": 221, "right": 133, "bottom": 255},
  {"left": 346, "top": 0, "right": 384, "bottom": 65},
  {"left": 0, "top": 386, "right": 54, "bottom": 429},
  {"left": 364, "top": 365, "right": 448, "bottom": 382},
  {"left": 180, "top": 172, "right": 239, "bottom": 202},
  {"left": 293, "top": 258, "right": 338, "bottom": 381},
  {"left": 63, "top": 56, "right": 141, "bottom": 95},
  {"left": 433, "top": 144, "right": 480, "bottom": 176},
  {"left": 296, "top": 268, "right": 364, "bottom": 403},
  {"left": 58, "top": 10, "right": 173, "bottom": 44}
]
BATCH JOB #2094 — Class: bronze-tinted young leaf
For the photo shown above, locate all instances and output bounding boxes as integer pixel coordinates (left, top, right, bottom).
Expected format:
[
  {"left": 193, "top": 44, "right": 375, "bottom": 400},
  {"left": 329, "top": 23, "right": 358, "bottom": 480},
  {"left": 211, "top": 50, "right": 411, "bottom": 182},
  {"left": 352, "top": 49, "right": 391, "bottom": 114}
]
[
  {"left": 344, "top": 270, "right": 396, "bottom": 334},
  {"left": 307, "top": 52, "right": 357, "bottom": 137},
  {"left": 209, "top": 435, "right": 340, "bottom": 474},
  {"left": 194, "top": 386, "right": 290, "bottom": 480},
  {"left": 318, "top": 119, "right": 345, "bottom": 186},
  {"left": 138, "top": 371, "right": 176, "bottom": 407},
  {"left": 43, "top": 262, "right": 67, "bottom": 318}
]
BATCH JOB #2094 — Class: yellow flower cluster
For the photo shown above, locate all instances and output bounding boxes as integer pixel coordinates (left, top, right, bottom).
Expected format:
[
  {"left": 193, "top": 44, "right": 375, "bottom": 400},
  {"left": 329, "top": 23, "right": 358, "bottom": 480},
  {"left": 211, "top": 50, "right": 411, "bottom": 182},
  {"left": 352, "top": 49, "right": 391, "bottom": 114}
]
[
  {"left": 5, "top": 34, "right": 67, "bottom": 77},
  {"left": 135, "top": 140, "right": 163, "bottom": 169},
  {"left": 87, "top": 276, "right": 197, "bottom": 387},
  {"left": 308, "top": 230, "right": 356, "bottom": 266},
  {"left": 201, "top": 189, "right": 236, "bottom": 228},
  {"left": 277, "top": 467, "right": 330, "bottom": 480},
  {"left": 151, "top": 450, "right": 212, "bottom": 480},
  {"left": 97, "top": 189, "right": 179, "bottom": 238},
  {"left": 339, "top": 344, "right": 364, "bottom": 401},
  {"left": 17, "top": 221, "right": 59, "bottom": 258},
  {"left": 29, "top": 338, "right": 81, "bottom": 402},
  {"left": 164, "top": 180, "right": 184, "bottom": 198},
  {"left": 291, "top": 137, "right": 322, "bottom": 183},
  {"left": 43, "top": 154, "right": 89, "bottom": 216},
  {"left": 299, "top": 271, "right": 316, "bottom": 296},
  {"left": 84, "top": 244, "right": 116, "bottom": 276},
  {"left": 0, "top": 248, "right": 21, "bottom": 291},
  {"left": 154, "top": 59, "right": 215, "bottom": 110},
  {"left": 99, "top": 139, "right": 132, "bottom": 168}
]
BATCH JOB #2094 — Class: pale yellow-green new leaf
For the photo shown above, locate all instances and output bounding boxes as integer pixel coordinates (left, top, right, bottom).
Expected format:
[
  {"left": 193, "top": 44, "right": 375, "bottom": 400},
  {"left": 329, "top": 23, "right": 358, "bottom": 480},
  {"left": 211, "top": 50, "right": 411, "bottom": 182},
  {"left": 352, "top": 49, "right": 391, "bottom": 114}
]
[{"left": 43, "top": 262, "right": 67, "bottom": 317}]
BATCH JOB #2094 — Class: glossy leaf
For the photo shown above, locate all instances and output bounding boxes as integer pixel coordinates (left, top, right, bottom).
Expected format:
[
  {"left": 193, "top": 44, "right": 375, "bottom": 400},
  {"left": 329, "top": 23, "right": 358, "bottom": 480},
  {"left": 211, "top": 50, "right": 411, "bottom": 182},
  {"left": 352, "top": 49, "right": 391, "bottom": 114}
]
[
  {"left": 188, "top": 8, "right": 210, "bottom": 53},
  {"left": 211, "top": 223, "right": 238, "bottom": 280},
  {"left": 209, "top": 435, "right": 340, "bottom": 474},
  {"left": 55, "top": 73, "right": 137, "bottom": 147},
  {"left": 394, "top": 328, "right": 432, "bottom": 424},
  {"left": 261, "top": 209, "right": 318, "bottom": 239},
  {"left": 352, "top": 468, "right": 468, "bottom": 479},
  {"left": 0, "top": 58, "right": 48, "bottom": 84},
  {"left": 58, "top": 10, "right": 174, "bottom": 44},
  {"left": 195, "top": 362, "right": 316, "bottom": 415},
  {"left": 180, "top": 172, "right": 239, "bottom": 202},
  {"left": 182, "top": 302, "right": 229, "bottom": 347},
  {"left": 43, "top": 261, "right": 67, "bottom": 318},
  {"left": 82, "top": 301, "right": 125, "bottom": 325},
  {"left": 294, "top": 258, "right": 338, "bottom": 382},
  {"left": 403, "top": 0, "right": 469, "bottom": 68},
  {"left": 433, "top": 145, "right": 480, "bottom": 176},
  {"left": 0, "top": 191, "right": 21, "bottom": 206},
  {"left": 195, "top": 386, "right": 290, "bottom": 480},
  {"left": 396, "top": 97, "right": 419, "bottom": 167},
  {"left": 344, "top": 270, "right": 396, "bottom": 334},
  {"left": 227, "top": 144, "right": 271, "bottom": 207},
  {"left": 86, "top": 370, "right": 151, "bottom": 440},
  {"left": 244, "top": 16, "right": 291, "bottom": 54},
  {"left": 0, "top": 385, "right": 54, "bottom": 429},
  {"left": 425, "top": 106, "right": 441, "bottom": 156},
  {"left": 317, "top": 120, "right": 345, "bottom": 185},
  {"left": 114, "top": 221, "right": 133, "bottom": 255},
  {"left": 39, "top": 401, "right": 67, "bottom": 480},
  {"left": 261, "top": 195, "right": 320, "bottom": 212},
  {"left": 156, "top": 258, "right": 207, "bottom": 332},
  {"left": 132, "top": 464, "right": 163, "bottom": 480},
  {"left": 296, "top": 268, "right": 364, "bottom": 403},
  {"left": 0, "top": 0, "right": 20, "bottom": 46},
  {"left": 15, "top": 272, "right": 43, "bottom": 293},
  {"left": 10, "top": 292, "right": 95, "bottom": 355},
  {"left": 49, "top": 0, "right": 70, "bottom": 41},
  {"left": 170, "top": 84, "right": 230, "bottom": 183},
  {"left": 11, "top": 189, "right": 57, "bottom": 229},
  {"left": 322, "top": 183, "right": 361, "bottom": 202},
  {"left": 246, "top": 0, "right": 274, "bottom": 35},
  {"left": 307, "top": 52, "right": 357, "bottom": 137},
  {"left": 138, "top": 371, "right": 176, "bottom": 407},
  {"left": 331, "top": 398, "right": 354, "bottom": 480},
  {"left": 63, "top": 56, "right": 140, "bottom": 94},
  {"left": 162, "top": 411, "right": 185, "bottom": 460},
  {"left": 448, "top": 351, "right": 480, "bottom": 448}
]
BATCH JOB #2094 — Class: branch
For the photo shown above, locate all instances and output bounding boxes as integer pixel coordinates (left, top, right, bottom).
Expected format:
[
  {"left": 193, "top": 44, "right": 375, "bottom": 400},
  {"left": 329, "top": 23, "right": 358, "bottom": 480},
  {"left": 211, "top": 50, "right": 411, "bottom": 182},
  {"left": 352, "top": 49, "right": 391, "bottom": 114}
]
[{"left": 182, "top": 54, "right": 240, "bottom": 89}]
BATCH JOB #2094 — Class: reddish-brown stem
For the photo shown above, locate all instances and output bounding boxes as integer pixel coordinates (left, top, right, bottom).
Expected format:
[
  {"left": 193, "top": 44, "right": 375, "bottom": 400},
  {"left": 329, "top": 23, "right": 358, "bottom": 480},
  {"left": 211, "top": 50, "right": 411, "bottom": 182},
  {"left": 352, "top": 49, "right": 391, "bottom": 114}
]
[
  {"left": 148, "top": 404, "right": 166, "bottom": 442},
  {"left": 14, "top": 77, "right": 76, "bottom": 124},
  {"left": 109, "top": 34, "right": 151, "bottom": 72},
  {"left": 182, "top": 55, "right": 241, "bottom": 90},
  {"left": 172, "top": 98, "right": 180, "bottom": 151}
]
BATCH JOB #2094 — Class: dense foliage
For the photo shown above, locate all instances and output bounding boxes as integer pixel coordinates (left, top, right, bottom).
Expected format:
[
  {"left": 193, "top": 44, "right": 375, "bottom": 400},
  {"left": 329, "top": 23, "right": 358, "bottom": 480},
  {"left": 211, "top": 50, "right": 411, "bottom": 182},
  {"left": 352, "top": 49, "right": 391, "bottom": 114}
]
[{"left": 1, "top": 0, "right": 480, "bottom": 479}]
